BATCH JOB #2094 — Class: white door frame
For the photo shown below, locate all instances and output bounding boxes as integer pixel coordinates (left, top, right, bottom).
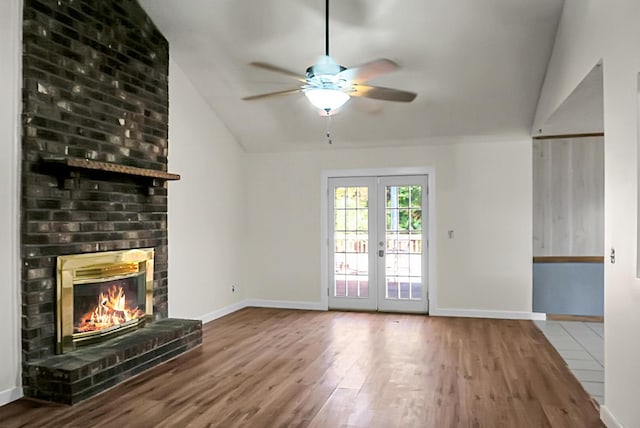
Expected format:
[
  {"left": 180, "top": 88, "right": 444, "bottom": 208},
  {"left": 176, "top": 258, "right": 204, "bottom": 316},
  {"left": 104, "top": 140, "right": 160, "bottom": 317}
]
[{"left": 320, "top": 167, "right": 437, "bottom": 312}]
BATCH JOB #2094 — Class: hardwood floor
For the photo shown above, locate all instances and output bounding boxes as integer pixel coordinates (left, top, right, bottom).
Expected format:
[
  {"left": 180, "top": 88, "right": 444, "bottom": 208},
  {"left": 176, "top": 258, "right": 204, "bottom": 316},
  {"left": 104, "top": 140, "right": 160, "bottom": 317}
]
[{"left": 0, "top": 308, "right": 604, "bottom": 427}]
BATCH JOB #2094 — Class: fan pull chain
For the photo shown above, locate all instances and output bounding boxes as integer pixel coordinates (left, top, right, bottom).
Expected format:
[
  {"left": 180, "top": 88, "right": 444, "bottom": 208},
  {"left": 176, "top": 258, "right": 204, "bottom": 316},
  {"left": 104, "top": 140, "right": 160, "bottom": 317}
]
[{"left": 326, "top": 115, "right": 332, "bottom": 144}]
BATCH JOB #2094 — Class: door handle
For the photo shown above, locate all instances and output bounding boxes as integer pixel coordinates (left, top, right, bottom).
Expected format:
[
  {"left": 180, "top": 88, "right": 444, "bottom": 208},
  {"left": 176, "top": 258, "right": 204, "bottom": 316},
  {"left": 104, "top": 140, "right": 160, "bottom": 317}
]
[{"left": 378, "top": 249, "right": 385, "bottom": 257}]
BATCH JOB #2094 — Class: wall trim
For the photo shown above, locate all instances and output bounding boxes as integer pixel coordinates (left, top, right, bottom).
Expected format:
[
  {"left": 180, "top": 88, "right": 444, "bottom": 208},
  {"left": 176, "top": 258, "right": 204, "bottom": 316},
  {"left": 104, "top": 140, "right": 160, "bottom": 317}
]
[
  {"left": 600, "top": 405, "right": 623, "bottom": 428},
  {"left": 430, "top": 308, "right": 547, "bottom": 321},
  {"left": 532, "top": 132, "right": 604, "bottom": 140},
  {"left": 197, "top": 300, "right": 248, "bottom": 324},
  {"left": 7, "top": 0, "right": 23, "bottom": 405},
  {"left": 244, "top": 299, "right": 325, "bottom": 311},
  {"left": 0, "top": 387, "right": 23, "bottom": 407},
  {"left": 198, "top": 300, "right": 326, "bottom": 325},
  {"left": 198, "top": 302, "right": 550, "bottom": 324},
  {"left": 533, "top": 256, "right": 604, "bottom": 263},
  {"left": 546, "top": 314, "right": 604, "bottom": 322}
]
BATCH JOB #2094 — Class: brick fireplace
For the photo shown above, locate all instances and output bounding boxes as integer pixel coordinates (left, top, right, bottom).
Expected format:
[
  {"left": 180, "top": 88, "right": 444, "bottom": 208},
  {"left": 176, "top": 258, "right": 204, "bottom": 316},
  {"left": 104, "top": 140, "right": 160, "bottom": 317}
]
[{"left": 21, "top": 0, "right": 201, "bottom": 404}]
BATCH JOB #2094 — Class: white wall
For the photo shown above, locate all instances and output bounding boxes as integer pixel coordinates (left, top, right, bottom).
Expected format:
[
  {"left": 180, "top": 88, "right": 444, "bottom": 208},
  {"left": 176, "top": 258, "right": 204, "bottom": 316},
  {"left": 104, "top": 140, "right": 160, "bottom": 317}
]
[
  {"left": 0, "top": 0, "right": 22, "bottom": 405},
  {"left": 168, "top": 59, "right": 247, "bottom": 322},
  {"left": 534, "top": 0, "right": 640, "bottom": 426},
  {"left": 244, "top": 138, "right": 533, "bottom": 316}
]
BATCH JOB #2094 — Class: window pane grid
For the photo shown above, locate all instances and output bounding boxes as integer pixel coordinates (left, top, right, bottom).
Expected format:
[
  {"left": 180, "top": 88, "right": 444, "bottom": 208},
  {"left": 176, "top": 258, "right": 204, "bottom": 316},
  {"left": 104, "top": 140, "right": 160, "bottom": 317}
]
[
  {"left": 334, "top": 186, "right": 369, "bottom": 298},
  {"left": 385, "top": 185, "right": 423, "bottom": 301}
]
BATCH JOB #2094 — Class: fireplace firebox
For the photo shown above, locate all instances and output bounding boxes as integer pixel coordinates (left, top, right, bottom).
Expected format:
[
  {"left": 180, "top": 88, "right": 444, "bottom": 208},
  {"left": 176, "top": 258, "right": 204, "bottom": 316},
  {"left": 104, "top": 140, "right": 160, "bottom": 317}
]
[{"left": 57, "top": 248, "right": 154, "bottom": 354}]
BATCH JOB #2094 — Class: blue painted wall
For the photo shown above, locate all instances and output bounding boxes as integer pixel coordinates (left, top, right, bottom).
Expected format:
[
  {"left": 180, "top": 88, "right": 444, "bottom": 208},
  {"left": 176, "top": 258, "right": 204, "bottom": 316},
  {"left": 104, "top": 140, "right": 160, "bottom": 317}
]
[{"left": 533, "top": 263, "right": 604, "bottom": 316}]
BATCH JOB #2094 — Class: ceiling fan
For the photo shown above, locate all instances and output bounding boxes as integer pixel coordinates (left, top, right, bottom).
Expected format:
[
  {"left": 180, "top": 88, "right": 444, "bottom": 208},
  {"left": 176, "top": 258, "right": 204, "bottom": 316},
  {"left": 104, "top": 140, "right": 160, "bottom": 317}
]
[{"left": 242, "top": 0, "right": 417, "bottom": 116}]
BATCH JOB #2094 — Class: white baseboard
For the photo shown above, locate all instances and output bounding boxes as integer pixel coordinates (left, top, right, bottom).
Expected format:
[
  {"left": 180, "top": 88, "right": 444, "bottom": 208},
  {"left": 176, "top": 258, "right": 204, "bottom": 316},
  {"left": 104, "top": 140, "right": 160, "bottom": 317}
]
[
  {"left": 0, "top": 386, "right": 22, "bottom": 406},
  {"left": 197, "top": 300, "right": 247, "bottom": 324},
  {"left": 244, "top": 299, "right": 325, "bottom": 311},
  {"left": 198, "top": 299, "right": 325, "bottom": 324},
  {"left": 199, "top": 302, "right": 547, "bottom": 323},
  {"left": 430, "top": 307, "right": 547, "bottom": 321},
  {"left": 600, "top": 405, "right": 623, "bottom": 428}
]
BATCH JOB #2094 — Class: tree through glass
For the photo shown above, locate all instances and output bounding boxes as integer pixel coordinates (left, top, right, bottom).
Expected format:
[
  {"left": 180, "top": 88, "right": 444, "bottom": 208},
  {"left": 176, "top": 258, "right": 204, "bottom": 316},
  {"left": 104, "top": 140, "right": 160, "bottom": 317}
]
[{"left": 385, "top": 185, "right": 422, "bottom": 300}]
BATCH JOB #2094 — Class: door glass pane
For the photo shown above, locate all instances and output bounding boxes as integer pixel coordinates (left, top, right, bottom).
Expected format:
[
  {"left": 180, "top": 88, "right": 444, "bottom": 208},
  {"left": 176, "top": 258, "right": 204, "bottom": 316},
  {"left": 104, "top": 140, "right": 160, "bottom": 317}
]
[
  {"left": 385, "top": 185, "right": 422, "bottom": 300},
  {"left": 334, "top": 186, "right": 369, "bottom": 298}
]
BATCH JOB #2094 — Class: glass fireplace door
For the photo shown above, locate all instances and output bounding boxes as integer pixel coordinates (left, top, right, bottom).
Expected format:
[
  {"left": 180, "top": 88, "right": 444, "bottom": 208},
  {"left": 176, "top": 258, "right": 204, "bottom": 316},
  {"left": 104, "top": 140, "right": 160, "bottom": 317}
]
[{"left": 57, "top": 248, "right": 154, "bottom": 353}]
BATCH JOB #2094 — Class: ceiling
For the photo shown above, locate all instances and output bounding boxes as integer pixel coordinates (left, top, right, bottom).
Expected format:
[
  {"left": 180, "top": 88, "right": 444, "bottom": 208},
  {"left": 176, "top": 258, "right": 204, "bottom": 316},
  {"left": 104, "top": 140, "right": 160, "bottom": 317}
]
[
  {"left": 535, "top": 63, "right": 604, "bottom": 136},
  {"left": 139, "top": 0, "right": 565, "bottom": 152}
]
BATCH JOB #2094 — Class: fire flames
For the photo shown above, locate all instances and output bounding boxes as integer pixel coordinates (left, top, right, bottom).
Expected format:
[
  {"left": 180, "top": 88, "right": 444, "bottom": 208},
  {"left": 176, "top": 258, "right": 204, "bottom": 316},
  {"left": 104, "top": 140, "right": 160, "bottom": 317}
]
[{"left": 75, "top": 285, "right": 145, "bottom": 333}]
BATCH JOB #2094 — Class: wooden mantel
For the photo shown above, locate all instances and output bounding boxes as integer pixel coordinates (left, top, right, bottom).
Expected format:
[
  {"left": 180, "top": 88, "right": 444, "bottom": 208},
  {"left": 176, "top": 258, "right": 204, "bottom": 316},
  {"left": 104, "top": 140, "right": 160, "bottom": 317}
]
[{"left": 41, "top": 155, "right": 181, "bottom": 181}]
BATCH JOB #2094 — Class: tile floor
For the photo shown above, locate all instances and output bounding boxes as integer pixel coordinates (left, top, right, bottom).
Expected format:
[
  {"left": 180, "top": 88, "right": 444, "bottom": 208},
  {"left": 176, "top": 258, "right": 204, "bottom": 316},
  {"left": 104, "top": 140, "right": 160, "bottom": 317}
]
[{"left": 534, "top": 320, "right": 604, "bottom": 405}]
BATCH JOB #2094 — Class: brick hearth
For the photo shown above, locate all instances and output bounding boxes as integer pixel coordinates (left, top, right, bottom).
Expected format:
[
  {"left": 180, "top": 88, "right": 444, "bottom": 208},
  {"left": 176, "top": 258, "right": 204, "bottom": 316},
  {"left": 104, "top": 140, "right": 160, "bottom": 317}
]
[{"left": 27, "top": 319, "right": 201, "bottom": 404}]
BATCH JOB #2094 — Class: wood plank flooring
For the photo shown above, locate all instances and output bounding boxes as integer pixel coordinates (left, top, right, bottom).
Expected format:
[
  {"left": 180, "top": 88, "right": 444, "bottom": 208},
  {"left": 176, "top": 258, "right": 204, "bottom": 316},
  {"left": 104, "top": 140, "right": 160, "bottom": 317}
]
[{"left": 0, "top": 308, "right": 604, "bottom": 427}]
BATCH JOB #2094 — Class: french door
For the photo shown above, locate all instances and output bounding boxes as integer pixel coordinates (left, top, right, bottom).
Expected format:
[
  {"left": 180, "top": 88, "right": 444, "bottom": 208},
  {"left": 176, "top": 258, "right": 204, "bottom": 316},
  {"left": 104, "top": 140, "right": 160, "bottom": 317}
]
[{"left": 328, "top": 175, "right": 429, "bottom": 313}]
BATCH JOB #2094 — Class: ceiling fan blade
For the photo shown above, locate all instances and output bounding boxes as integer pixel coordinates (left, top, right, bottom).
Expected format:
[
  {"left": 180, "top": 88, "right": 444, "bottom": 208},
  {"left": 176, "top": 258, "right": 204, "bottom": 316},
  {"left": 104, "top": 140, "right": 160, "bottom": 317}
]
[
  {"left": 351, "top": 84, "right": 417, "bottom": 102},
  {"left": 337, "top": 59, "right": 398, "bottom": 84},
  {"left": 242, "top": 88, "right": 302, "bottom": 101},
  {"left": 249, "top": 62, "right": 307, "bottom": 82}
]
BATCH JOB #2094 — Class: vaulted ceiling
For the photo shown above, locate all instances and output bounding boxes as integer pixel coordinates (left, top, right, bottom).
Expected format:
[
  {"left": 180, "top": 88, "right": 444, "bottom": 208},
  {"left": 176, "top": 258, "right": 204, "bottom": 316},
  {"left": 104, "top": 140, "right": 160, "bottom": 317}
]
[{"left": 140, "top": 0, "right": 565, "bottom": 152}]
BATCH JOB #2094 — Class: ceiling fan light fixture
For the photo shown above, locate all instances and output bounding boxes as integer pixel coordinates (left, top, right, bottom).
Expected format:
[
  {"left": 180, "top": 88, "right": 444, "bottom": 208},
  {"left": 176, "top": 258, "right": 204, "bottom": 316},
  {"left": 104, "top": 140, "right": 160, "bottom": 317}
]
[
  {"left": 304, "top": 88, "right": 350, "bottom": 113},
  {"left": 243, "top": 0, "right": 417, "bottom": 116}
]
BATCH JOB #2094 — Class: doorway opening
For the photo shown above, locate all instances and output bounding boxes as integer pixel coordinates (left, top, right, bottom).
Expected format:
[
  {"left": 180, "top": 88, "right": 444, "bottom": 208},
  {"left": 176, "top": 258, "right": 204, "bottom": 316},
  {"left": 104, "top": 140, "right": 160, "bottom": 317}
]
[{"left": 532, "top": 61, "right": 605, "bottom": 406}]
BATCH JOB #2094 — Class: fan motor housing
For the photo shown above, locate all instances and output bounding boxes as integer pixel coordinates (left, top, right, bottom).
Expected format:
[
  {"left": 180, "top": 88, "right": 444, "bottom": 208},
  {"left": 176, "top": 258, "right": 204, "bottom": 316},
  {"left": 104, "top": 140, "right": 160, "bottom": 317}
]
[{"left": 306, "top": 61, "right": 346, "bottom": 80}]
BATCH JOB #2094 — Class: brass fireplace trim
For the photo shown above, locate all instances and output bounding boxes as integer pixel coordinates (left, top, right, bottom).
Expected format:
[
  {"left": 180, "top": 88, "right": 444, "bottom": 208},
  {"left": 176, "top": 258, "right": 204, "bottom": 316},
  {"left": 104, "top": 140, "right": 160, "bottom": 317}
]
[{"left": 56, "top": 248, "right": 154, "bottom": 354}]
